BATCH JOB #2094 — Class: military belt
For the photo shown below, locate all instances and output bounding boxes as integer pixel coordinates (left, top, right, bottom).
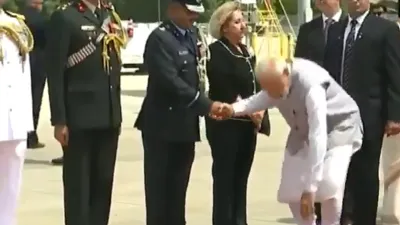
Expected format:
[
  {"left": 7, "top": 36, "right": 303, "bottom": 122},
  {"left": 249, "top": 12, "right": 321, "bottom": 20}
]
[
  {"left": 66, "top": 33, "right": 105, "bottom": 69},
  {"left": 66, "top": 42, "right": 96, "bottom": 68}
]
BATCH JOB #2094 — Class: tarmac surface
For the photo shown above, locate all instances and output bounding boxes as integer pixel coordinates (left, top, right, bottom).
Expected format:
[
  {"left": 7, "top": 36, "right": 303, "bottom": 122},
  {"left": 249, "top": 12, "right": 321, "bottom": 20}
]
[{"left": 17, "top": 75, "right": 383, "bottom": 225}]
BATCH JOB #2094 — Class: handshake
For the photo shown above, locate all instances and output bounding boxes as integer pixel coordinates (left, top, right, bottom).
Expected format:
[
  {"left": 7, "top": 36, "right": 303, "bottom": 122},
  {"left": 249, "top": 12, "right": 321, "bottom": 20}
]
[{"left": 209, "top": 102, "right": 235, "bottom": 120}]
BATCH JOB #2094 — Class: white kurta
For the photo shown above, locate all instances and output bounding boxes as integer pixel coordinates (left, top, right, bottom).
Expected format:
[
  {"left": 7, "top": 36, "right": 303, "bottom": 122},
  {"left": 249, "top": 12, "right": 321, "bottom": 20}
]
[{"left": 0, "top": 12, "right": 34, "bottom": 144}]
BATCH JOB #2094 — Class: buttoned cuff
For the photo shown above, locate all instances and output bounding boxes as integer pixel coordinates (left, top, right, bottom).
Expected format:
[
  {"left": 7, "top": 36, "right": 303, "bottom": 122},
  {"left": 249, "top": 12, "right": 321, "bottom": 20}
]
[
  {"left": 187, "top": 91, "right": 200, "bottom": 107},
  {"left": 191, "top": 92, "right": 212, "bottom": 116},
  {"left": 232, "top": 102, "right": 245, "bottom": 116}
]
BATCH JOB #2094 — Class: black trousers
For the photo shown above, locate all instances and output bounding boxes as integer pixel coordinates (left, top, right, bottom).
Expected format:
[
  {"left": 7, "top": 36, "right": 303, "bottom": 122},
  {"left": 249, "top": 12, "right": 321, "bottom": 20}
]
[
  {"left": 206, "top": 119, "right": 257, "bottom": 225},
  {"left": 63, "top": 128, "right": 119, "bottom": 225},
  {"left": 340, "top": 124, "right": 384, "bottom": 225},
  {"left": 142, "top": 133, "right": 195, "bottom": 225},
  {"left": 27, "top": 58, "right": 46, "bottom": 143}
]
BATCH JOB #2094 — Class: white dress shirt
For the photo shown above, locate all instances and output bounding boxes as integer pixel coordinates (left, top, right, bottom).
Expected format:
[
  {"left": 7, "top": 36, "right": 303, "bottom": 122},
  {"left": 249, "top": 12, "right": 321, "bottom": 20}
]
[
  {"left": 340, "top": 10, "right": 369, "bottom": 80},
  {"left": 322, "top": 9, "right": 343, "bottom": 28},
  {"left": 232, "top": 86, "right": 328, "bottom": 191},
  {"left": 344, "top": 11, "right": 369, "bottom": 41}
]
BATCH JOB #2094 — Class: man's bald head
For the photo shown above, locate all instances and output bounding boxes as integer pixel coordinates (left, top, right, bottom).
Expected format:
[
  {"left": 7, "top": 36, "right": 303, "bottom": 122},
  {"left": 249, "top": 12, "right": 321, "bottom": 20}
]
[
  {"left": 255, "top": 57, "right": 289, "bottom": 78},
  {"left": 255, "top": 57, "right": 291, "bottom": 98}
]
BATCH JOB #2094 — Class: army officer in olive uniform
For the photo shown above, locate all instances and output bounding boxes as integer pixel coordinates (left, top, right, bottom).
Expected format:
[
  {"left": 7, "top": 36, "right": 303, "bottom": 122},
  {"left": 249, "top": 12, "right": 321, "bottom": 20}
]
[
  {"left": 46, "top": 1, "right": 126, "bottom": 224},
  {"left": 134, "top": 0, "right": 223, "bottom": 224}
]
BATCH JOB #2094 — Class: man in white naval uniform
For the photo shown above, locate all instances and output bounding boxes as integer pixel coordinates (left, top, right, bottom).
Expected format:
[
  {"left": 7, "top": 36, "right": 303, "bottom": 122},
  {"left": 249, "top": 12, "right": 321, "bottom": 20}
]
[
  {"left": 217, "top": 58, "right": 363, "bottom": 225},
  {"left": 0, "top": 2, "right": 34, "bottom": 224}
]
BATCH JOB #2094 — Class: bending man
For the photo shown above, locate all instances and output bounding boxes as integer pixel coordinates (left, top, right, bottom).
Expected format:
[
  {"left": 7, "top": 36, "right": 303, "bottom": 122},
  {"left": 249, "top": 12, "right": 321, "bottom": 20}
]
[{"left": 217, "top": 57, "right": 363, "bottom": 225}]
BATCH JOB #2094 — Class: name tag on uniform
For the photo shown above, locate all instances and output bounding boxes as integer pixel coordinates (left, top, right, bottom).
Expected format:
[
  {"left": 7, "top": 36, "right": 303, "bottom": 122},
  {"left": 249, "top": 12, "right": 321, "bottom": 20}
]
[
  {"left": 81, "top": 25, "right": 95, "bottom": 31},
  {"left": 178, "top": 50, "right": 188, "bottom": 55}
]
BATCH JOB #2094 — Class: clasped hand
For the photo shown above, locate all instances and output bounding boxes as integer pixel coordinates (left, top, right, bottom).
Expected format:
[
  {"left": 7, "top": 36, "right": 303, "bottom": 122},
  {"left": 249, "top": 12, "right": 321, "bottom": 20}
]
[
  {"left": 385, "top": 120, "right": 400, "bottom": 137},
  {"left": 209, "top": 102, "right": 234, "bottom": 120}
]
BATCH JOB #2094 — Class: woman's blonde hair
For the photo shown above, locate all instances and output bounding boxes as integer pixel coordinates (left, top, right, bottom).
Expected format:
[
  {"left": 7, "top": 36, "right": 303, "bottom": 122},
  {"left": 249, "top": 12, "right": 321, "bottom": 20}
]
[{"left": 208, "top": 1, "right": 241, "bottom": 39}]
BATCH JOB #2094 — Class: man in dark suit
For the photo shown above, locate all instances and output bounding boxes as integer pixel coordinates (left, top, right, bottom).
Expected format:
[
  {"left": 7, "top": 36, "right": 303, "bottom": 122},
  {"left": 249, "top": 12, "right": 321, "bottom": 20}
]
[
  {"left": 46, "top": 1, "right": 125, "bottom": 224},
  {"left": 324, "top": 0, "right": 400, "bottom": 224},
  {"left": 22, "top": 0, "right": 46, "bottom": 149},
  {"left": 295, "top": 0, "right": 345, "bottom": 66},
  {"left": 134, "top": 0, "right": 223, "bottom": 224}
]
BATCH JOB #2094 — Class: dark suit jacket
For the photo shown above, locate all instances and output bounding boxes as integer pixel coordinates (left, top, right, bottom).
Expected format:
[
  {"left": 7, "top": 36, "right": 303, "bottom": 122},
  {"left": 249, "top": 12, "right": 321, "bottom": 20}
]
[
  {"left": 22, "top": 7, "right": 47, "bottom": 49},
  {"left": 134, "top": 21, "right": 212, "bottom": 142},
  {"left": 206, "top": 37, "right": 270, "bottom": 135},
  {"left": 22, "top": 7, "right": 47, "bottom": 78},
  {"left": 295, "top": 12, "right": 346, "bottom": 65},
  {"left": 46, "top": 3, "right": 122, "bottom": 129},
  {"left": 324, "top": 13, "right": 400, "bottom": 137}
]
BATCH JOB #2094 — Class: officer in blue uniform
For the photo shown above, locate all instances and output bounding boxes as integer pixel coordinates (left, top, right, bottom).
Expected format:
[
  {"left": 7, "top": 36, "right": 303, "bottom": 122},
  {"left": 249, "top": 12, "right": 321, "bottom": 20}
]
[{"left": 134, "top": 0, "right": 223, "bottom": 224}]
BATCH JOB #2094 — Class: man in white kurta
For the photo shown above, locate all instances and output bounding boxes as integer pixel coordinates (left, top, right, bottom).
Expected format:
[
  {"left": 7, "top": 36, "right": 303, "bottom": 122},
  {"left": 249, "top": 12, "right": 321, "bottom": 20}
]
[
  {"left": 216, "top": 58, "right": 363, "bottom": 225},
  {"left": 0, "top": 5, "right": 34, "bottom": 225}
]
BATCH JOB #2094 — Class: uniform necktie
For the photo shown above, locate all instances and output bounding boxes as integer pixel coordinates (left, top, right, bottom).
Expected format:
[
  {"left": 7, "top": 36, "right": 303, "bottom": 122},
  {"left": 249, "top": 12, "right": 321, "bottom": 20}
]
[
  {"left": 184, "top": 30, "right": 192, "bottom": 42},
  {"left": 341, "top": 19, "right": 358, "bottom": 90},
  {"left": 324, "top": 18, "right": 333, "bottom": 43},
  {"left": 184, "top": 31, "right": 195, "bottom": 52}
]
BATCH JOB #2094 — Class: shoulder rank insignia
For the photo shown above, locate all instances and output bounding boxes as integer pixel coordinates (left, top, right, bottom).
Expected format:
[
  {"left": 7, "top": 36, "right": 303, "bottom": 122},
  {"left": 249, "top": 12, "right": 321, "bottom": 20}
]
[
  {"left": 57, "top": 2, "right": 71, "bottom": 10},
  {"left": 5, "top": 11, "right": 25, "bottom": 20}
]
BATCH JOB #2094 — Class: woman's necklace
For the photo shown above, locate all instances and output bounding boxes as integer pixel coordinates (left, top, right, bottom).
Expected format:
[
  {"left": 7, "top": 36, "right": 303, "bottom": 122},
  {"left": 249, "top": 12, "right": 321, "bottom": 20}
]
[{"left": 217, "top": 40, "right": 256, "bottom": 122}]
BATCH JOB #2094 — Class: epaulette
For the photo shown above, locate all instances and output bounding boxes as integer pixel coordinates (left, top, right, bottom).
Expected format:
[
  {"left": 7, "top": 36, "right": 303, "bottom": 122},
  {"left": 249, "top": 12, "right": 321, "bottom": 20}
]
[
  {"left": 158, "top": 25, "right": 166, "bottom": 31},
  {"left": 57, "top": 2, "right": 71, "bottom": 10},
  {"left": 158, "top": 22, "right": 167, "bottom": 31},
  {"left": 5, "top": 11, "right": 25, "bottom": 20}
]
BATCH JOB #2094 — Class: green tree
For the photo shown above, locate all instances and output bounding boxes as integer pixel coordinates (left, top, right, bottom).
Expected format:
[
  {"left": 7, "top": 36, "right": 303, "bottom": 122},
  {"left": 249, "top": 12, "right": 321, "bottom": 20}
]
[
  {"left": 3, "top": 0, "right": 18, "bottom": 11},
  {"left": 199, "top": 0, "right": 228, "bottom": 22},
  {"left": 273, "top": 0, "right": 297, "bottom": 14},
  {"left": 42, "top": 0, "right": 62, "bottom": 16},
  {"left": 3, "top": 0, "right": 62, "bottom": 16}
]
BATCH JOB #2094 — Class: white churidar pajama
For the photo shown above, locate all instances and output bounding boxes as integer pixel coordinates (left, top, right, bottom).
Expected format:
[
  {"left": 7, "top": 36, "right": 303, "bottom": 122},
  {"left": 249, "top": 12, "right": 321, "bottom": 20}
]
[
  {"left": 283, "top": 144, "right": 353, "bottom": 225},
  {"left": 233, "top": 88, "right": 361, "bottom": 225},
  {"left": 0, "top": 9, "right": 34, "bottom": 225}
]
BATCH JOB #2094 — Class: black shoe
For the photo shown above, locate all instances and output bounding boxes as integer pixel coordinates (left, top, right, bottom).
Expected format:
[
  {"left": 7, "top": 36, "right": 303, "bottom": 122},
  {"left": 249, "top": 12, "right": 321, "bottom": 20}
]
[
  {"left": 27, "top": 141, "right": 45, "bottom": 149},
  {"left": 51, "top": 156, "right": 63, "bottom": 165}
]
